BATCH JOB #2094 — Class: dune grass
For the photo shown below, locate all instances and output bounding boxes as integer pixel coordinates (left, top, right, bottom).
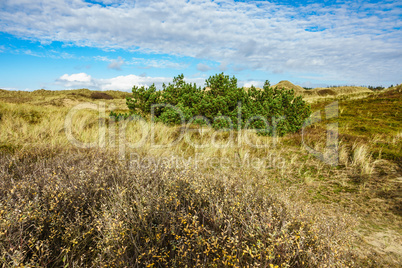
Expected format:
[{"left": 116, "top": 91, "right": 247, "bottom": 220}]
[{"left": 0, "top": 87, "right": 401, "bottom": 266}]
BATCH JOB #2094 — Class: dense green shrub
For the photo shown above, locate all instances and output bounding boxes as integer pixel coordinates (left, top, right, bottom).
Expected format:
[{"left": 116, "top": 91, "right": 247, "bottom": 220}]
[
  {"left": 120, "top": 73, "right": 311, "bottom": 136},
  {"left": 126, "top": 84, "right": 162, "bottom": 114}
]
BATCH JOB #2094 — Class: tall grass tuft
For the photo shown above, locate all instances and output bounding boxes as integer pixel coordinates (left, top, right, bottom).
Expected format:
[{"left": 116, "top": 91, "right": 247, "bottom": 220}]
[{"left": 351, "top": 143, "right": 374, "bottom": 176}]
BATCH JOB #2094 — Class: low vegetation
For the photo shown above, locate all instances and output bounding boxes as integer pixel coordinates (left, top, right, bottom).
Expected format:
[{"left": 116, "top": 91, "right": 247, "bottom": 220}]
[
  {"left": 117, "top": 73, "right": 311, "bottom": 136},
  {"left": 0, "top": 148, "right": 357, "bottom": 267},
  {"left": 0, "top": 80, "right": 401, "bottom": 267}
]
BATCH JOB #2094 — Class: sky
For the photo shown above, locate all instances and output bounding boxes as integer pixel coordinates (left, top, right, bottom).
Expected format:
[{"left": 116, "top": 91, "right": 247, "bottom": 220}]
[{"left": 0, "top": 0, "right": 401, "bottom": 91}]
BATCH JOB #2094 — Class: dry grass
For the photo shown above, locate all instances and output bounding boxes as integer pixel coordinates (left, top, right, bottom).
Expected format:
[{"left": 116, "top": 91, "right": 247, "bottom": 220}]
[
  {"left": 267, "top": 82, "right": 374, "bottom": 102},
  {"left": 351, "top": 143, "right": 375, "bottom": 177},
  {"left": 0, "top": 88, "right": 129, "bottom": 108},
  {"left": 272, "top": 81, "right": 305, "bottom": 93},
  {"left": 312, "top": 86, "right": 372, "bottom": 95},
  {"left": 0, "top": 148, "right": 357, "bottom": 267},
  {"left": 0, "top": 87, "right": 401, "bottom": 266}
]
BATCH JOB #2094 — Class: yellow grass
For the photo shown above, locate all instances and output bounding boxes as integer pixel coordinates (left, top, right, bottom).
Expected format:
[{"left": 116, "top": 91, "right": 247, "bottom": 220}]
[
  {"left": 272, "top": 80, "right": 305, "bottom": 92},
  {"left": 1, "top": 87, "right": 401, "bottom": 266},
  {"left": 351, "top": 143, "right": 375, "bottom": 176}
]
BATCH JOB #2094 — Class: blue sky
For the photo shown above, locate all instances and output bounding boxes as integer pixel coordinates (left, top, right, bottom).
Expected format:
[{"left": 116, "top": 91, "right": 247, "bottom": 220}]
[{"left": 0, "top": 0, "right": 401, "bottom": 91}]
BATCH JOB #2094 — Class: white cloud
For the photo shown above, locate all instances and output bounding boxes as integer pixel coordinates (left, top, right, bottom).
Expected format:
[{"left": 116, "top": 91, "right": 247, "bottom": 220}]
[
  {"left": 242, "top": 81, "right": 264, "bottom": 88},
  {"left": 130, "top": 58, "right": 188, "bottom": 69},
  {"left": 196, "top": 63, "right": 212, "bottom": 72},
  {"left": 218, "top": 61, "right": 229, "bottom": 72},
  {"left": 97, "top": 75, "right": 168, "bottom": 90},
  {"left": 55, "top": 72, "right": 270, "bottom": 91},
  {"left": 0, "top": 87, "right": 18, "bottom": 91},
  {"left": 57, "top": 73, "right": 94, "bottom": 88},
  {"left": 1, "top": 0, "right": 401, "bottom": 84},
  {"left": 0, "top": 87, "right": 34, "bottom": 91},
  {"left": 107, "top": 56, "right": 125, "bottom": 70},
  {"left": 56, "top": 72, "right": 208, "bottom": 91}
]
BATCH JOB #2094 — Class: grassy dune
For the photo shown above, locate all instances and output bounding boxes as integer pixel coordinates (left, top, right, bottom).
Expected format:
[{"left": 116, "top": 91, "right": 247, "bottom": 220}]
[{"left": 0, "top": 86, "right": 401, "bottom": 266}]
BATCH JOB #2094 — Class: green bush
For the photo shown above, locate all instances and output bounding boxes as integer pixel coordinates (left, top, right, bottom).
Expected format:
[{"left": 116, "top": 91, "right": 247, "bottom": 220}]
[{"left": 121, "top": 73, "right": 311, "bottom": 136}]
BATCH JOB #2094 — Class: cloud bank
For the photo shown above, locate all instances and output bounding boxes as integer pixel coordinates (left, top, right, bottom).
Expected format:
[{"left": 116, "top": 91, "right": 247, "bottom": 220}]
[
  {"left": 56, "top": 73, "right": 206, "bottom": 91},
  {"left": 1, "top": 0, "right": 401, "bottom": 85}
]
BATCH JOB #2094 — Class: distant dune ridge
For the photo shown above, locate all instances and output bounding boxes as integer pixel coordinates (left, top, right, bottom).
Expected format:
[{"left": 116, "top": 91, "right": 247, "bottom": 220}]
[
  {"left": 312, "top": 86, "right": 372, "bottom": 95},
  {"left": 272, "top": 80, "right": 305, "bottom": 93},
  {"left": 271, "top": 80, "right": 374, "bottom": 98},
  {"left": 2, "top": 82, "right": 399, "bottom": 100}
]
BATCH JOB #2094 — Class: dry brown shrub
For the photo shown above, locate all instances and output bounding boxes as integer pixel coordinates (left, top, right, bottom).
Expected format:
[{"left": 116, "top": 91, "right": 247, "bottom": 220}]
[
  {"left": 0, "top": 148, "right": 358, "bottom": 267},
  {"left": 90, "top": 92, "right": 114, "bottom": 100},
  {"left": 317, "top": 89, "right": 337, "bottom": 96}
]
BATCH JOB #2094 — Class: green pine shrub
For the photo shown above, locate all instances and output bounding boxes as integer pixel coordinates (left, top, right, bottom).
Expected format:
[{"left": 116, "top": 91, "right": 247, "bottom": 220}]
[{"left": 118, "top": 73, "right": 311, "bottom": 136}]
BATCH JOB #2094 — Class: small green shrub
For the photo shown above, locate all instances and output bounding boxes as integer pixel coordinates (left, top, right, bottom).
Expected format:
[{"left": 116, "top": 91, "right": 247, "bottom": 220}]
[{"left": 121, "top": 73, "right": 311, "bottom": 136}]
